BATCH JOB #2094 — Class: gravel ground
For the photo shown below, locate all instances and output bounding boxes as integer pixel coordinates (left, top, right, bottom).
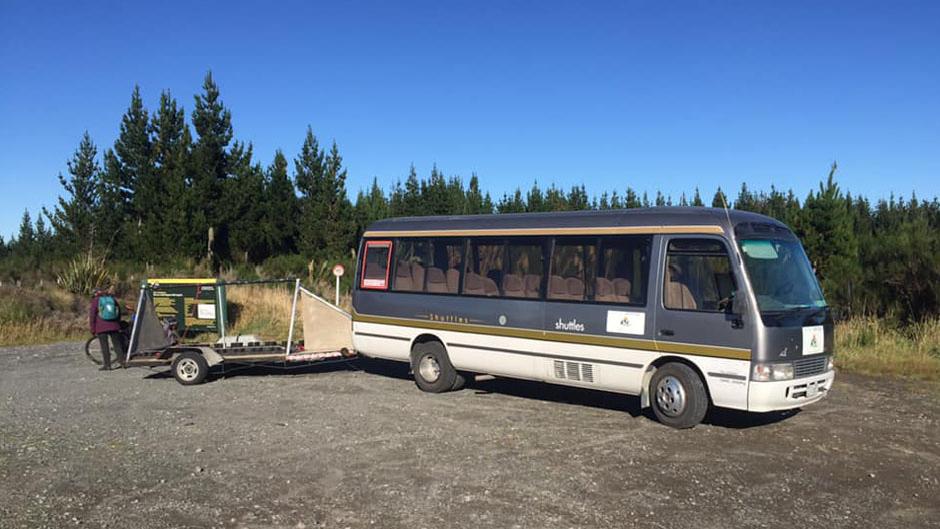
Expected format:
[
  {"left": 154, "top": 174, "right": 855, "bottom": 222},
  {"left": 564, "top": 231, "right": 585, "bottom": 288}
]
[{"left": 1, "top": 342, "right": 938, "bottom": 529}]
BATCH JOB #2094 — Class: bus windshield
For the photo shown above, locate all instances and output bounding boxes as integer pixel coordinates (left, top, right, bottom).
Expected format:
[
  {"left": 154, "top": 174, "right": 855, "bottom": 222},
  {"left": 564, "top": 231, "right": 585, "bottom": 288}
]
[{"left": 738, "top": 239, "right": 826, "bottom": 312}]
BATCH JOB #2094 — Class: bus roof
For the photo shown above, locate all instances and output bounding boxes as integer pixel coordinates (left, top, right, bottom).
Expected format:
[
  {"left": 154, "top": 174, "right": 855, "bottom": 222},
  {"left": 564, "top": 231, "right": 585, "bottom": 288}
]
[{"left": 362, "top": 207, "right": 788, "bottom": 238}]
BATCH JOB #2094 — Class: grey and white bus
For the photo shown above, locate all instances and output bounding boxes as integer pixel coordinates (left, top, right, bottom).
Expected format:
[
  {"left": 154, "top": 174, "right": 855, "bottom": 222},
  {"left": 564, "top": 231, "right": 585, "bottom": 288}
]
[{"left": 351, "top": 208, "right": 834, "bottom": 428}]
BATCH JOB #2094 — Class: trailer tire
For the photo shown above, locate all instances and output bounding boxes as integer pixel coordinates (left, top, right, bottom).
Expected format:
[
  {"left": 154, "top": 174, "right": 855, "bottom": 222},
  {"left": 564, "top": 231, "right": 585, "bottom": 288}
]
[
  {"left": 172, "top": 351, "right": 209, "bottom": 385},
  {"left": 411, "top": 341, "right": 463, "bottom": 393},
  {"left": 649, "top": 362, "right": 708, "bottom": 429}
]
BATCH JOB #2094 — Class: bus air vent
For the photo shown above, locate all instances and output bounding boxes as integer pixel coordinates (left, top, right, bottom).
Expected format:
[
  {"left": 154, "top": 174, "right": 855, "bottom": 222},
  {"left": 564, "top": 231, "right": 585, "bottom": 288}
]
[
  {"left": 581, "top": 363, "right": 594, "bottom": 383},
  {"left": 566, "top": 361, "right": 581, "bottom": 381},
  {"left": 553, "top": 360, "right": 595, "bottom": 383}
]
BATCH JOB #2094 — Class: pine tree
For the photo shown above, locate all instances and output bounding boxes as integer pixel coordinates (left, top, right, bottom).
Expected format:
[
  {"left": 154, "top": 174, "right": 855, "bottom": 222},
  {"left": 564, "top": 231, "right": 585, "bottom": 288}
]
[
  {"left": 401, "top": 165, "right": 422, "bottom": 216},
  {"left": 100, "top": 86, "right": 155, "bottom": 257},
  {"left": 545, "top": 185, "right": 567, "bottom": 211},
  {"left": 692, "top": 188, "right": 704, "bottom": 207},
  {"left": 711, "top": 187, "right": 729, "bottom": 208},
  {"left": 526, "top": 182, "right": 545, "bottom": 212},
  {"left": 296, "top": 126, "right": 327, "bottom": 256},
  {"left": 46, "top": 132, "right": 101, "bottom": 254},
  {"left": 225, "top": 142, "right": 267, "bottom": 262},
  {"left": 655, "top": 191, "right": 666, "bottom": 207},
  {"left": 354, "top": 177, "right": 389, "bottom": 236},
  {"left": 801, "top": 162, "right": 860, "bottom": 313},
  {"left": 465, "top": 174, "right": 488, "bottom": 214},
  {"left": 151, "top": 90, "right": 194, "bottom": 258},
  {"left": 191, "top": 71, "right": 234, "bottom": 261},
  {"left": 567, "top": 185, "right": 590, "bottom": 210},
  {"left": 624, "top": 188, "right": 641, "bottom": 208},
  {"left": 497, "top": 189, "right": 526, "bottom": 213},
  {"left": 262, "top": 150, "right": 299, "bottom": 256},
  {"left": 16, "top": 210, "right": 34, "bottom": 255},
  {"left": 320, "top": 141, "right": 355, "bottom": 257}
]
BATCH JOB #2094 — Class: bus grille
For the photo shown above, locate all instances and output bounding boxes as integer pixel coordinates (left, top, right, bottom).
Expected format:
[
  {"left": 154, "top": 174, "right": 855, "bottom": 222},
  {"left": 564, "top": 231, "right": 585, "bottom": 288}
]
[
  {"left": 793, "top": 356, "right": 827, "bottom": 378},
  {"left": 553, "top": 360, "right": 594, "bottom": 383}
]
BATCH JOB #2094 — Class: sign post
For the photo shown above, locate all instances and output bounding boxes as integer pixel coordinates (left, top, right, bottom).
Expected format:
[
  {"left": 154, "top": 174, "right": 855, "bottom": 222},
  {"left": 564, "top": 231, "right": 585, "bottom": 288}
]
[{"left": 332, "top": 264, "right": 345, "bottom": 306}]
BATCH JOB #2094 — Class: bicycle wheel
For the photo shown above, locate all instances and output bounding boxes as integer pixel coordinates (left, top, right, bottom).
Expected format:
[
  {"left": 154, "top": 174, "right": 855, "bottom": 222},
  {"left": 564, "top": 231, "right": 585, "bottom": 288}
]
[{"left": 85, "top": 336, "right": 103, "bottom": 365}]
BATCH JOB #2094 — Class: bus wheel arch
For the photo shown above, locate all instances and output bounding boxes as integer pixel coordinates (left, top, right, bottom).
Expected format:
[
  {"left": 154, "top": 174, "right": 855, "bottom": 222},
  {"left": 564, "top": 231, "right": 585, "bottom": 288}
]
[
  {"left": 640, "top": 356, "right": 712, "bottom": 426},
  {"left": 409, "top": 335, "right": 466, "bottom": 392}
]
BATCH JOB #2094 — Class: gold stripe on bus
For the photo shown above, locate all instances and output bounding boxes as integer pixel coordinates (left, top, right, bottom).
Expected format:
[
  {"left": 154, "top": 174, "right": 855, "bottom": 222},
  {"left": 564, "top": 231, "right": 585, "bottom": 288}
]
[
  {"left": 352, "top": 311, "right": 750, "bottom": 361},
  {"left": 362, "top": 225, "right": 725, "bottom": 238}
]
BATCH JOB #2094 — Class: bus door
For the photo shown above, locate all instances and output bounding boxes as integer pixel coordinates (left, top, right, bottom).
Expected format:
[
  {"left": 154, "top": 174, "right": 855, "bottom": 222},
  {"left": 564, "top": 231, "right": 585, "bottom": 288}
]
[{"left": 652, "top": 236, "right": 752, "bottom": 389}]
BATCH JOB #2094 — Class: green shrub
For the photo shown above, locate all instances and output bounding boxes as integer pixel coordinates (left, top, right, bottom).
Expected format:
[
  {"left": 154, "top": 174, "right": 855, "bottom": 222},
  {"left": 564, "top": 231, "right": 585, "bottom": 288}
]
[{"left": 57, "top": 252, "right": 111, "bottom": 295}]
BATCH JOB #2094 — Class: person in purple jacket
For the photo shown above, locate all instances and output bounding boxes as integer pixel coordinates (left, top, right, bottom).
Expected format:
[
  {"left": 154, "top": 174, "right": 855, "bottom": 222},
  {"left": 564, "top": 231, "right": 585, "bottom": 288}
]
[{"left": 89, "top": 284, "right": 125, "bottom": 371}]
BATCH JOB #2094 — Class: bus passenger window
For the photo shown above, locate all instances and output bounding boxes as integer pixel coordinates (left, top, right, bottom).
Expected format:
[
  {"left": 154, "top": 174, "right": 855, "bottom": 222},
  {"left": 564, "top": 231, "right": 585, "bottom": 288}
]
[
  {"left": 392, "top": 239, "right": 432, "bottom": 292},
  {"left": 596, "top": 235, "right": 651, "bottom": 305},
  {"left": 425, "top": 238, "right": 464, "bottom": 294},
  {"left": 549, "top": 238, "right": 597, "bottom": 301},
  {"left": 504, "top": 240, "right": 544, "bottom": 299},
  {"left": 664, "top": 239, "right": 735, "bottom": 312},
  {"left": 360, "top": 241, "right": 392, "bottom": 290},
  {"left": 465, "top": 240, "right": 503, "bottom": 297}
]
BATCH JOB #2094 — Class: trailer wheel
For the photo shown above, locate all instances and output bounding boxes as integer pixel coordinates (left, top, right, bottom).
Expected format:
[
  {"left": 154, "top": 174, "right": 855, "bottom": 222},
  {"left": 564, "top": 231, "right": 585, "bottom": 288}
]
[
  {"left": 649, "top": 362, "right": 708, "bottom": 429},
  {"left": 411, "top": 341, "right": 463, "bottom": 393},
  {"left": 172, "top": 351, "right": 209, "bottom": 385}
]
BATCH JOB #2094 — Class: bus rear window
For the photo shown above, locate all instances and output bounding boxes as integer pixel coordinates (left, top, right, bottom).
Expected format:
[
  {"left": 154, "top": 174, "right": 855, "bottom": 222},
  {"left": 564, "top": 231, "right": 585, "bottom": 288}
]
[{"left": 361, "top": 241, "right": 392, "bottom": 289}]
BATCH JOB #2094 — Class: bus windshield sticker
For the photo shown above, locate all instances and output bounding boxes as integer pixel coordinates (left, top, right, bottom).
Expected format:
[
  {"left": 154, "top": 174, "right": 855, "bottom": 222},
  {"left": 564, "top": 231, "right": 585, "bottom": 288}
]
[
  {"left": 606, "top": 310, "right": 646, "bottom": 336},
  {"left": 802, "top": 325, "right": 824, "bottom": 355}
]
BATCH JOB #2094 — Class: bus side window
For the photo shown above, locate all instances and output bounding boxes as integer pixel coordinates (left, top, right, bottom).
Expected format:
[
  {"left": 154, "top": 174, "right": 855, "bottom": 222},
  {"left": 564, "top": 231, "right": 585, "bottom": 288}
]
[
  {"left": 392, "top": 238, "right": 432, "bottom": 292},
  {"left": 549, "top": 237, "right": 597, "bottom": 302},
  {"left": 504, "top": 239, "right": 544, "bottom": 299},
  {"left": 426, "top": 238, "right": 464, "bottom": 294},
  {"left": 664, "top": 238, "right": 735, "bottom": 312},
  {"left": 597, "top": 235, "right": 651, "bottom": 305},
  {"left": 360, "top": 241, "right": 392, "bottom": 290},
  {"left": 463, "top": 239, "right": 504, "bottom": 297}
]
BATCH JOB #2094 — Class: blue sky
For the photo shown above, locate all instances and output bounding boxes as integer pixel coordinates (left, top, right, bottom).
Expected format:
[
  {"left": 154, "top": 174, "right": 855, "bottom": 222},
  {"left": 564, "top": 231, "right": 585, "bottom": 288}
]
[{"left": 1, "top": 0, "right": 938, "bottom": 239}]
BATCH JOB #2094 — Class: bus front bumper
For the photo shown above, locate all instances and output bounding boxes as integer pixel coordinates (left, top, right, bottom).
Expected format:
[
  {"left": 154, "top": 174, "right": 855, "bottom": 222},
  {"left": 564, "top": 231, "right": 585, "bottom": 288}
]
[{"left": 747, "top": 370, "right": 836, "bottom": 413}]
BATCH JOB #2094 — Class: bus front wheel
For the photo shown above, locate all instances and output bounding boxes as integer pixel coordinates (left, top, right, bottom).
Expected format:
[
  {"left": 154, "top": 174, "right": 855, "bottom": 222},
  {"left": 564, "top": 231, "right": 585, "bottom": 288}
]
[
  {"left": 411, "top": 341, "right": 464, "bottom": 393},
  {"left": 649, "top": 362, "right": 708, "bottom": 429}
]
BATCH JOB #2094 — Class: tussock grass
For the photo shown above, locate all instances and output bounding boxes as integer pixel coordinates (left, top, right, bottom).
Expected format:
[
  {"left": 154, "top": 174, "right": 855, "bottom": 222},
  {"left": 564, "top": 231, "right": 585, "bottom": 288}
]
[{"left": 835, "top": 317, "right": 940, "bottom": 380}]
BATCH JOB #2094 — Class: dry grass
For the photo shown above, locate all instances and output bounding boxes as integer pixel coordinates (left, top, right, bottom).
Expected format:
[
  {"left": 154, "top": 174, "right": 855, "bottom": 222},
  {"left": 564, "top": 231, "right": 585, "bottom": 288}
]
[
  {"left": 835, "top": 317, "right": 940, "bottom": 381},
  {"left": 224, "top": 281, "right": 351, "bottom": 342},
  {"left": 0, "top": 284, "right": 87, "bottom": 346}
]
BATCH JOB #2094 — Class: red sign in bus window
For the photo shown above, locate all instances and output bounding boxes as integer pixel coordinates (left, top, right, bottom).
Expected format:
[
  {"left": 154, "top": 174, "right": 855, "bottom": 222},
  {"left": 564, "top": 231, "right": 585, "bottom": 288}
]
[{"left": 360, "top": 240, "right": 393, "bottom": 289}]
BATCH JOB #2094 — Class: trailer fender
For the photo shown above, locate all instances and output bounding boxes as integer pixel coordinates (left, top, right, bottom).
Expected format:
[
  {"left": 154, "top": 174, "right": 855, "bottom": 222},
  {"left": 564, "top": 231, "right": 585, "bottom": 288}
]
[{"left": 193, "top": 346, "right": 224, "bottom": 367}]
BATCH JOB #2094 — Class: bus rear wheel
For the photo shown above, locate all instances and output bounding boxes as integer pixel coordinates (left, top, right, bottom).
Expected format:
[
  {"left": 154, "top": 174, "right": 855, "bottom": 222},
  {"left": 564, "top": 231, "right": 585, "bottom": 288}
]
[
  {"left": 411, "top": 341, "right": 464, "bottom": 393},
  {"left": 649, "top": 362, "right": 708, "bottom": 429}
]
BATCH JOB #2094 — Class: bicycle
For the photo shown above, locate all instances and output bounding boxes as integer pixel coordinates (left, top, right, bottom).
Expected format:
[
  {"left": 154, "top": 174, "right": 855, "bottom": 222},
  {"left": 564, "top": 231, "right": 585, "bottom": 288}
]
[
  {"left": 84, "top": 327, "right": 130, "bottom": 367},
  {"left": 85, "top": 316, "right": 180, "bottom": 367}
]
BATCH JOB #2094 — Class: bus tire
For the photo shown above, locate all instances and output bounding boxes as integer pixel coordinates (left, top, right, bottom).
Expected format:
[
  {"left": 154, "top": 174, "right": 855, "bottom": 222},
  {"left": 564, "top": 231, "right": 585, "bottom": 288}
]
[
  {"left": 411, "top": 341, "right": 463, "bottom": 393},
  {"left": 649, "top": 362, "right": 708, "bottom": 429},
  {"left": 172, "top": 351, "right": 209, "bottom": 386}
]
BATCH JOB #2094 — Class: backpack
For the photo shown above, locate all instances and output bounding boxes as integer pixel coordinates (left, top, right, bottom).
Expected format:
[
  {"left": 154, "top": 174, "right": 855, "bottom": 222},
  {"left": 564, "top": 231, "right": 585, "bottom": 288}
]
[{"left": 98, "top": 295, "right": 120, "bottom": 321}]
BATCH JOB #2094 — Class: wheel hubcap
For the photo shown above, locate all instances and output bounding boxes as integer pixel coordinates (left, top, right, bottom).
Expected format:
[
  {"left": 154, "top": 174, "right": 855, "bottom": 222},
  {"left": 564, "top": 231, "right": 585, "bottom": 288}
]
[
  {"left": 418, "top": 354, "right": 441, "bottom": 383},
  {"left": 177, "top": 358, "right": 199, "bottom": 381},
  {"left": 655, "top": 375, "right": 687, "bottom": 417}
]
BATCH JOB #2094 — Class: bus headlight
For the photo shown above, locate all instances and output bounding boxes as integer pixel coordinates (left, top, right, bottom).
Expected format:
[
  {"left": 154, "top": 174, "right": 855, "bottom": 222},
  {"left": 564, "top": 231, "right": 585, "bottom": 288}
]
[
  {"left": 752, "top": 362, "right": 794, "bottom": 382},
  {"left": 827, "top": 356, "right": 835, "bottom": 371}
]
